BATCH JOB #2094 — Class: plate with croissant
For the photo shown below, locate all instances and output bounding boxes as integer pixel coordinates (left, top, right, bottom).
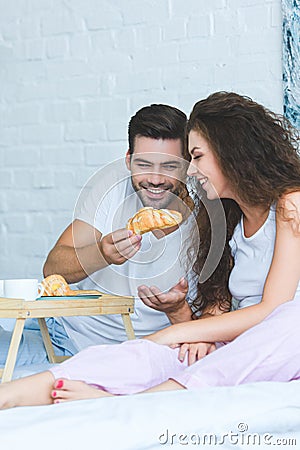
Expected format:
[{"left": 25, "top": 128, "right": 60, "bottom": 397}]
[
  {"left": 40, "top": 274, "right": 102, "bottom": 299},
  {"left": 126, "top": 207, "right": 182, "bottom": 235}
]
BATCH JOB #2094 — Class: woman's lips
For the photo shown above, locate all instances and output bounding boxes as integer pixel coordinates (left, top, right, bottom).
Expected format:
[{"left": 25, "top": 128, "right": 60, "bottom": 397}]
[{"left": 198, "top": 177, "right": 208, "bottom": 188}]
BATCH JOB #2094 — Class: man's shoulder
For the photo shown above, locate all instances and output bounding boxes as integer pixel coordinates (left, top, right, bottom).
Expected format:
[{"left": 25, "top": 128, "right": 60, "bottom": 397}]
[
  {"left": 75, "top": 161, "right": 133, "bottom": 213},
  {"left": 88, "top": 159, "right": 131, "bottom": 199}
]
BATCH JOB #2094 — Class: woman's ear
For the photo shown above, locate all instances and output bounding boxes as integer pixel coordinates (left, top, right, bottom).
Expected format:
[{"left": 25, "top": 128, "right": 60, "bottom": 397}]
[{"left": 125, "top": 150, "right": 131, "bottom": 170}]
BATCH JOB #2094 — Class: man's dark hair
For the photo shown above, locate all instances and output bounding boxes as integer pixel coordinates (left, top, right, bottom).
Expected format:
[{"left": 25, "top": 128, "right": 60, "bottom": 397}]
[{"left": 128, "top": 104, "right": 187, "bottom": 156}]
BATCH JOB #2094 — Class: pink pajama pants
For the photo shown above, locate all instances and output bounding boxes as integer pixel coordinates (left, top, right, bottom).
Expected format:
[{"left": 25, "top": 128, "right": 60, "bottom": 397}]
[{"left": 50, "top": 300, "right": 300, "bottom": 394}]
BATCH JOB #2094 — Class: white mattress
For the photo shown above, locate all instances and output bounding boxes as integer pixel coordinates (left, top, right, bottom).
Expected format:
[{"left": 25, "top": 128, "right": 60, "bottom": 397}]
[{"left": 1, "top": 380, "right": 300, "bottom": 450}]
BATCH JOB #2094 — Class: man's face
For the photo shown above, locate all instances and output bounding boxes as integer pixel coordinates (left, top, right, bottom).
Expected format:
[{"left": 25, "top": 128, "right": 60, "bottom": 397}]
[{"left": 126, "top": 136, "right": 185, "bottom": 210}]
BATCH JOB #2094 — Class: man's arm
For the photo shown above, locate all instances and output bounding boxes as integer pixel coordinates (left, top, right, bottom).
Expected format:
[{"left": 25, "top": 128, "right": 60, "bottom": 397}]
[
  {"left": 43, "top": 220, "right": 106, "bottom": 283},
  {"left": 43, "top": 219, "right": 142, "bottom": 284}
]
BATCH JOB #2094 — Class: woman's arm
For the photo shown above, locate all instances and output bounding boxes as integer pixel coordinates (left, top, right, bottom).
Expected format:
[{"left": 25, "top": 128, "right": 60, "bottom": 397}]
[{"left": 146, "top": 192, "right": 300, "bottom": 346}]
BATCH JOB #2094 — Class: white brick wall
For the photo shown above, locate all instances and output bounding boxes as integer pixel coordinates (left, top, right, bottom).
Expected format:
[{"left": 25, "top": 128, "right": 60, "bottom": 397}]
[{"left": 0, "top": 0, "right": 283, "bottom": 279}]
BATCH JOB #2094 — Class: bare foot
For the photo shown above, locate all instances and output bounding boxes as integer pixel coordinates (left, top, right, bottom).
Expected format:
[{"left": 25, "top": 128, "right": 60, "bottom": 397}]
[{"left": 51, "top": 378, "right": 114, "bottom": 403}]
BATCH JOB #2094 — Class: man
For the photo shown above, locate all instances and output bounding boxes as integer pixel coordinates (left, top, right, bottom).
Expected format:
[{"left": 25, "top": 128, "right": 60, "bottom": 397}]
[
  {"left": 0, "top": 104, "right": 196, "bottom": 367},
  {"left": 43, "top": 104, "right": 197, "bottom": 349}
]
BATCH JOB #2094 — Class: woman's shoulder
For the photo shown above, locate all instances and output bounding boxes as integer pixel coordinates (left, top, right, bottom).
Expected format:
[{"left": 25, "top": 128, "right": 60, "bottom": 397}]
[
  {"left": 276, "top": 191, "right": 300, "bottom": 236},
  {"left": 277, "top": 190, "right": 300, "bottom": 212}
]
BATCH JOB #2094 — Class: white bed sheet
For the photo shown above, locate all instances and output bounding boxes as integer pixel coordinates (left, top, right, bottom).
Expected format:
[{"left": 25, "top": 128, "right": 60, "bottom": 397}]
[{"left": 1, "top": 380, "right": 300, "bottom": 450}]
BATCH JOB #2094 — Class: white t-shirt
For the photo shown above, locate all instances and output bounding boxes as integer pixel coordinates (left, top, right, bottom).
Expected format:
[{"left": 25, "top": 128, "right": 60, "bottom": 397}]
[{"left": 58, "top": 160, "right": 196, "bottom": 349}]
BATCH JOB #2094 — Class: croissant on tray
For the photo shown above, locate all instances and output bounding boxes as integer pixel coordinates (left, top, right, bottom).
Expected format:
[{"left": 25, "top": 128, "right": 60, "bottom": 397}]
[
  {"left": 41, "top": 274, "right": 101, "bottom": 296},
  {"left": 126, "top": 207, "right": 182, "bottom": 235}
]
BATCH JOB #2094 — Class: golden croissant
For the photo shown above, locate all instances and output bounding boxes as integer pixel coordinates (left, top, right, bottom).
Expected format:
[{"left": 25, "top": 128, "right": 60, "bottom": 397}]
[
  {"left": 126, "top": 207, "right": 182, "bottom": 235},
  {"left": 41, "top": 274, "right": 101, "bottom": 296}
]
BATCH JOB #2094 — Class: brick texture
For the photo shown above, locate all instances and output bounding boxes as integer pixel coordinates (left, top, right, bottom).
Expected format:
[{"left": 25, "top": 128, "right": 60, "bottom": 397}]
[{"left": 0, "top": 0, "right": 283, "bottom": 279}]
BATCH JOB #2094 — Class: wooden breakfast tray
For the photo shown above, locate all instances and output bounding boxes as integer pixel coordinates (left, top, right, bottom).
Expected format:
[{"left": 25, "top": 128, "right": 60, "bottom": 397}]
[{"left": 0, "top": 294, "right": 135, "bottom": 382}]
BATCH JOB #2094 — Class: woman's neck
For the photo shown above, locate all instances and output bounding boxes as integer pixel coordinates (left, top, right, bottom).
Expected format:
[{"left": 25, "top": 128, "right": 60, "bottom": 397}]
[{"left": 239, "top": 204, "right": 270, "bottom": 238}]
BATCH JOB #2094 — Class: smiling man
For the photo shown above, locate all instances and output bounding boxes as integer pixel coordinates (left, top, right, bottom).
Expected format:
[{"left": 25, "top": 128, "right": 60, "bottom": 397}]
[
  {"left": 40, "top": 104, "right": 196, "bottom": 352},
  {"left": 0, "top": 105, "right": 197, "bottom": 369}
]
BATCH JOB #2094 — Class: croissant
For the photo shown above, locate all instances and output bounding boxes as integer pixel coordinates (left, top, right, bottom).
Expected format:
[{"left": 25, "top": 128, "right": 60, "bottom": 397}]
[
  {"left": 41, "top": 274, "right": 101, "bottom": 296},
  {"left": 126, "top": 207, "right": 182, "bottom": 235}
]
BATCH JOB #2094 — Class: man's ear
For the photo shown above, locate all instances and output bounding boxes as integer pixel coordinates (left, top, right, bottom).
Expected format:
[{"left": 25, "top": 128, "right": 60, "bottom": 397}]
[{"left": 125, "top": 150, "right": 131, "bottom": 170}]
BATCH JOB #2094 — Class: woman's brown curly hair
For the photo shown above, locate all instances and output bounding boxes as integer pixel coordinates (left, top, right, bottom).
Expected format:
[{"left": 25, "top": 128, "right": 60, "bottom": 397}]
[{"left": 187, "top": 91, "right": 300, "bottom": 317}]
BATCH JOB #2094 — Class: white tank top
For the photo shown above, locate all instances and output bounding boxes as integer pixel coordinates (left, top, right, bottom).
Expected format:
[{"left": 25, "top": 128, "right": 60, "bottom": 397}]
[{"left": 229, "top": 205, "right": 300, "bottom": 309}]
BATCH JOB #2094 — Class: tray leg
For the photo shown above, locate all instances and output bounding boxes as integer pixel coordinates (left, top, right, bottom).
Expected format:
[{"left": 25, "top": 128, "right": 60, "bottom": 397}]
[
  {"left": 1, "top": 318, "right": 26, "bottom": 383},
  {"left": 37, "top": 319, "right": 70, "bottom": 364},
  {"left": 37, "top": 318, "right": 58, "bottom": 363},
  {"left": 122, "top": 314, "right": 135, "bottom": 340}
]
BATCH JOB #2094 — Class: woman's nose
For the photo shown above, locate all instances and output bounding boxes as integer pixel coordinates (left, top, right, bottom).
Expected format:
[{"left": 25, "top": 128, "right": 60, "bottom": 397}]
[{"left": 187, "top": 161, "right": 196, "bottom": 176}]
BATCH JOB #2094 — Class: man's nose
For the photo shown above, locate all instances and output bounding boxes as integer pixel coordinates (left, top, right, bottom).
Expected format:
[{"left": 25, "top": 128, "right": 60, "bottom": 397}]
[{"left": 147, "top": 171, "right": 165, "bottom": 185}]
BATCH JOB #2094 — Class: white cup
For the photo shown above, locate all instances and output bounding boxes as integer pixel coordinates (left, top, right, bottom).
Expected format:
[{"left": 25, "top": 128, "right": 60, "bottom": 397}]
[
  {"left": 0, "top": 280, "right": 15, "bottom": 329},
  {"left": 3, "top": 279, "right": 45, "bottom": 301}
]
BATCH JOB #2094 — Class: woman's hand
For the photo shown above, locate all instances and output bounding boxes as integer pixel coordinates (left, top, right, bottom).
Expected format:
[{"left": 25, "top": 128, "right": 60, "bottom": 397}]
[{"left": 171, "top": 342, "right": 217, "bottom": 366}]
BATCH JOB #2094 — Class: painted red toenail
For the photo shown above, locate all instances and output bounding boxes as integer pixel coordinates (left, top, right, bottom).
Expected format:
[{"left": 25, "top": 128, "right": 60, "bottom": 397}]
[
  {"left": 52, "top": 391, "right": 57, "bottom": 397},
  {"left": 56, "top": 380, "right": 64, "bottom": 388}
]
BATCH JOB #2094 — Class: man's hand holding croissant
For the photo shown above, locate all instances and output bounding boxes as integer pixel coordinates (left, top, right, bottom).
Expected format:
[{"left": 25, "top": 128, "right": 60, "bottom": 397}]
[{"left": 98, "top": 229, "right": 142, "bottom": 265}]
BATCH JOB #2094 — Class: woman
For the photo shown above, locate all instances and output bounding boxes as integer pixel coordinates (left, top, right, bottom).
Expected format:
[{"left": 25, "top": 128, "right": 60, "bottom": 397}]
[{"left": 1, "top": 92, "right": 300, "bottom": 409}]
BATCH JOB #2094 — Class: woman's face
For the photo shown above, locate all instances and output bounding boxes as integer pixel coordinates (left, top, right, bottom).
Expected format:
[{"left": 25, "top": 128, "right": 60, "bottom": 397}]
[{"left": 187, "top": 129, "right": 234, "bottom": 200}]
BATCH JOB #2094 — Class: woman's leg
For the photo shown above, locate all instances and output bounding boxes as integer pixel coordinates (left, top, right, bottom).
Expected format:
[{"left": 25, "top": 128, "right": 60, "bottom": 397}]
[
  {"left": 0, "top": 370, "right": 55, "bottom": 409},
  {"left": 142, "top": 379, "right": 186, "bottom": 393},
  {"left": 50, "top": 339, "right": 187, "bottom": 399},
  {"left": 172, "top": 300, "right": 300, "bottom": 389}
]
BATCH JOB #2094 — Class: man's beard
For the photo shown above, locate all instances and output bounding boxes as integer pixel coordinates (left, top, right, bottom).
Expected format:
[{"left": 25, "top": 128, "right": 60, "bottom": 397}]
[{"left": 131, "top": 179, "right": 180, "bottom": 210}]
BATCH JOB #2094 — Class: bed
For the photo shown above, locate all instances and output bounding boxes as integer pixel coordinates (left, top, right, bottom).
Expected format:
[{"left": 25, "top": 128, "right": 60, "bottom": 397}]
[{"left": 1, "top": 372, "right": 300, "bottom": 450}]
